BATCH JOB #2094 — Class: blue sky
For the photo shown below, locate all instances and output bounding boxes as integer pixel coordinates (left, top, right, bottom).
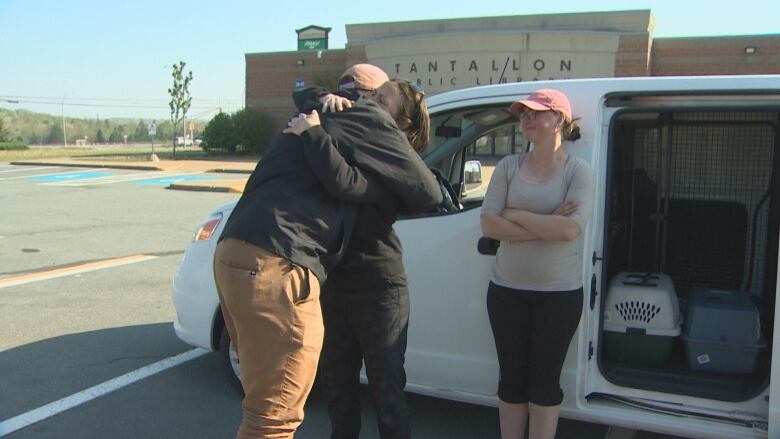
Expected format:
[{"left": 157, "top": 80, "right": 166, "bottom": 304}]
[{"left": 1, "top": 0, "right": 778, "bottom": 121}]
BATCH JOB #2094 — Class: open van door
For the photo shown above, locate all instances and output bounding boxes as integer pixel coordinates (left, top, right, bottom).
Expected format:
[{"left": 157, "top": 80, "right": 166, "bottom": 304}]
[{"left": 580, "top": 90, "right": 779, "bottom": 439}]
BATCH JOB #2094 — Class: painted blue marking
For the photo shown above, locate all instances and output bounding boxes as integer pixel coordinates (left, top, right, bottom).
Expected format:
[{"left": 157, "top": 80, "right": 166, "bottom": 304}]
[
  {"left": 133, "top": 175, "right": 220, "bottom": 186},
  {"left": 29, "top": 171, "right": 112, "bottom": 182}
]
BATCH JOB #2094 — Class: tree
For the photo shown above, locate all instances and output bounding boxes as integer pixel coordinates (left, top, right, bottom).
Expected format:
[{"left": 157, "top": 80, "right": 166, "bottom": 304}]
[
  {"left": 156, "top": 121, "right": 173, "bottom": 141},
  {"left": 0, "top": 115, "right": 10, "bottom": 142},
  {"left": 108, "top": 126, "right": 125, "bottom": 143},
  {"left": 201, "top": 112, "right": 237, "bottom": 153},
  {"left": 46, "top": 124, "right": 64, "bottom": 145},
  {"left": 133, "top": 119, "right": 149, "bottom": 143},
  {"left": 168, "top": 60, "right": 193, "bottom": 157},
  {"left": 232, "top": 108, "right": 275, "bottom": 154},
  {"left": 96, "top": 128, "right": 106, "bottom": 144}
]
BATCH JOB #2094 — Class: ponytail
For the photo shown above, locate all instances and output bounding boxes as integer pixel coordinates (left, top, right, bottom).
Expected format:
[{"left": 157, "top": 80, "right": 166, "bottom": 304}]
[{"left": 562, "top": 116, "right": 581, "bottom": 142}]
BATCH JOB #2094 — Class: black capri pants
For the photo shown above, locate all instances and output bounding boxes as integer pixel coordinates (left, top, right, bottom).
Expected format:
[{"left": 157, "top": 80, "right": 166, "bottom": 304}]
[{"left": 486, "top": 282, "right": 583, "bottom": 406}]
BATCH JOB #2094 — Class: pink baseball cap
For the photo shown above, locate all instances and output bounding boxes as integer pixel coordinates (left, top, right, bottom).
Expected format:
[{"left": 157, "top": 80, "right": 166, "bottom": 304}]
[
  {"left": 338, "top": 63, "right": 389, "bottom": 92},
  {"left": 509, "top": 88, "right": 572, "bottom": 121}
]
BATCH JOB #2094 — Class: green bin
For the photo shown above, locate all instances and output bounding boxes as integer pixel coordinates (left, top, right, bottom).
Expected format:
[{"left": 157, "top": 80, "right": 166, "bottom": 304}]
[
  {"left": 603, "top": 329, "right": 675, "bottom": 365},
  {"left": 603, "top": 273, "right": 682, "bottom": 366}
]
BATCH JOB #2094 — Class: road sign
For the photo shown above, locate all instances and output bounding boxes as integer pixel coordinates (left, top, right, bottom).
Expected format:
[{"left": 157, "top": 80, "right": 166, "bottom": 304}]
[{"left": 148, "top": 122, "right": 157, "bottom": 136}]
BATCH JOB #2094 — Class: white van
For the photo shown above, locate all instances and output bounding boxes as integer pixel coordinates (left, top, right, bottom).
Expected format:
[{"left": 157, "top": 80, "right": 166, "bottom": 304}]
[{"left": 172, "top": 75, "right": 780, "bottom": 438}]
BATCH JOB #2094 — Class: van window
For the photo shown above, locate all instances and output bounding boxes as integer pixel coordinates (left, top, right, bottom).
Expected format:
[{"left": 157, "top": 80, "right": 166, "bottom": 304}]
[
  {"left": 465, "top": 124, "right": 525, "bottom": 162},
  {"left": 425, "top": 105, "right": 519, "bottom": 208}
]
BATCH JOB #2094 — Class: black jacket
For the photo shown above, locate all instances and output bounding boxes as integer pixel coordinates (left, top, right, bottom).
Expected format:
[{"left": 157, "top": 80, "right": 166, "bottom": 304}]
[
  {"left": 220, "top": 100, "right": 440, "bottom": 283},
  {"left": 294, "top": 90, "right": 443, "bottom": 286}
]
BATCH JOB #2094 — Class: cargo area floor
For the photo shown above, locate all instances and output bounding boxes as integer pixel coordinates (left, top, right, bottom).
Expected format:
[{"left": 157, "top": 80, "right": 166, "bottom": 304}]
[{"left": 600, "top": 342, "right": 770, "bottom": 401}]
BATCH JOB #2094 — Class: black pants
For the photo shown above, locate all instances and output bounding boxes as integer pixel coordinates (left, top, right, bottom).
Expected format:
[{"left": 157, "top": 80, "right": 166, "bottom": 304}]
[
  {"left": 319, "top": 276, "right": 411, "bottom": 439},
  {"left": 486, "top": 282, "right": 583, "bottom": 406}
]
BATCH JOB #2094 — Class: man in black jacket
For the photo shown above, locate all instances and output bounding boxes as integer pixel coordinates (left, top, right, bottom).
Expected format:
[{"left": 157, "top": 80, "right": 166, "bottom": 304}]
[{"left": 214, "top": 78, "right": 441, "bottom": 438}]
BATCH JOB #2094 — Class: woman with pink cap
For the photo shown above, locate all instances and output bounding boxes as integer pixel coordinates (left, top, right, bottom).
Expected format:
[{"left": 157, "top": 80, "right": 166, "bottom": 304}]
[{"left": 480, "top": 89, "right": 594, "bottom": 439}]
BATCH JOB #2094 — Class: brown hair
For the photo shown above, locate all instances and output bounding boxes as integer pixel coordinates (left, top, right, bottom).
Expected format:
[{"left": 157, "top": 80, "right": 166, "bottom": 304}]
[
  {"left": 392, "top": 79, "right": 430, "bottom": 153},
  {"left": 561, "top": 115, "right": 581, "bottom": 142}
]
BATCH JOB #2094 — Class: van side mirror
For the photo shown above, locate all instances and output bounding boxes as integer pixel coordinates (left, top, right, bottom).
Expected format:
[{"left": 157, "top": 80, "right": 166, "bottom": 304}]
[{"left": 464, "top": 160, "right": 482, "bottom": 188}]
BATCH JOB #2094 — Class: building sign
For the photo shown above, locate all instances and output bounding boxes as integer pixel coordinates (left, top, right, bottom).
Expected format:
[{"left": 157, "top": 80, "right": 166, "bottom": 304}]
[
  {"left": 294, "top": 78, "right": 306, "bottom": 90},
  {"left": 388, "top": 56, "right": 579, "bottom": 86},
  {"left": 372, "top": 53, "right": 613, "bottom": 95},
  {"left": 365, "top": 32, "right": 618, "bottom": 95},
  {"left": 296, "top": 25, "right": 330, "bottom": 51},
  {"left": 298, "top": 38, "right": 327, "bottom": 51}
]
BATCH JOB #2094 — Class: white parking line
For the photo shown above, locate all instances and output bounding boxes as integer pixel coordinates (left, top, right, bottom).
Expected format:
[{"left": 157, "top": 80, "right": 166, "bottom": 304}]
[
  {"left": 0, "top": 166, "right": 56, "bottom": 174},
  {"left": 0, "top": 348, "right": 208, "bottom": 437}
]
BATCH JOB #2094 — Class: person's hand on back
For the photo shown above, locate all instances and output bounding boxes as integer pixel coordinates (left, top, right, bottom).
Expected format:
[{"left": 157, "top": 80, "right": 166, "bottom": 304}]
[
  {"left": 283, "top": 110, "right": 321, "bottom": 136},
  {"left": 319, "top": 94, "right": 352, "bottom": 113}
]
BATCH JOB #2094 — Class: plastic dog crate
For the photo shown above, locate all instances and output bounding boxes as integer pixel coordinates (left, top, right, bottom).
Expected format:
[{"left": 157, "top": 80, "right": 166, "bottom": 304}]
[
  {"left": 603, "top": 273, "right": 682, "bottom": 365},
  {"left": 682, "top": 288, "right": 765, "bottom": 374}
]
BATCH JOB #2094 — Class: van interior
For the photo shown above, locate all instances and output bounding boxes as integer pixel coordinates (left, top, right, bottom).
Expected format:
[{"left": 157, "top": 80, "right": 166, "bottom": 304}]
[
  {"left": 603, "top": 106, "right": 779, "bottom": 402},
  {"left": 424, "top": 98, "right": 779, "bottom": 404}
]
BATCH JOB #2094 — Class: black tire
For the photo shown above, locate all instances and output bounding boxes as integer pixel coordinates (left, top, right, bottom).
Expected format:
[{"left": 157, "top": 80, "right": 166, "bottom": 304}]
[{"left": 218, "top": 325, "right": 244, "bottom": 395}]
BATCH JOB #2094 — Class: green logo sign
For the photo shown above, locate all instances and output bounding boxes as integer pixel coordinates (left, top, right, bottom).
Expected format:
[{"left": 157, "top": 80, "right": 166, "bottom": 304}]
[{"left": 298, "top": 38, "right": 326, "bottom": 51}]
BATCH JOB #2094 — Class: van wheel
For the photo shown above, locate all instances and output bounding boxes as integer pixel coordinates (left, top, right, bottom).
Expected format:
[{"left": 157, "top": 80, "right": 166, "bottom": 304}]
[{"left": 218, "top": 325, "right": 244, "bottom": 395}]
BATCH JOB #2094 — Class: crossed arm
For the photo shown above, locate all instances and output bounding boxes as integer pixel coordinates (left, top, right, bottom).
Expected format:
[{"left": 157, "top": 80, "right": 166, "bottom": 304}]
[
  {"left": 481, "top": 201, "right": 580, "bottom": 242},
  {"left": 480, "top": 153, "right": 595, "bottom": 244}
]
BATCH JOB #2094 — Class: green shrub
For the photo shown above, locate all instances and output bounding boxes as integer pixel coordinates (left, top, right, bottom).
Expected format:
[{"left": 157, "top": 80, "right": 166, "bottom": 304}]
[
  {"left": 231, "top": 108, "right": 275, "bottom": 155},
  {"left": 0, "top": 142, "right": 28, "bottom": 150},
  {"left": 201, "top": 112, "right": 238, "bottom": 153},
  {"left": 201, "top": 108, "right": 275, "bottom": 155}
]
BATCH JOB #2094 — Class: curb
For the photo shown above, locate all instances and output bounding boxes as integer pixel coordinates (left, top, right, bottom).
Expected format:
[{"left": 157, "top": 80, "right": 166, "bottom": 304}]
[
  {"left": 207, "top": 168, "right": 253, "bottom": 174},
  {"left": 10, "top": 161, "right": 163, "bottom": 171},
  {"left": 10, "top": 161, "right": 254, "bottom": 174},
  {"left": 167, "top": 184, "right": 242, "bottom": 193},
  {"left": 10, "top": 160, "right": 249, "bottom": 193}
]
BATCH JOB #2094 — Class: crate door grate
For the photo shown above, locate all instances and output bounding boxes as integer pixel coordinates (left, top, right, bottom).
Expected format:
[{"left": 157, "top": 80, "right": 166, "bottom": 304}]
[{"left": 615, "top": 301, "right": 661, "bottom": 324}]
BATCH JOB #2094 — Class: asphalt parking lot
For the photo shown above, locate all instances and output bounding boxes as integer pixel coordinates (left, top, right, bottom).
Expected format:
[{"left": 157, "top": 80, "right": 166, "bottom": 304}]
[{"left": 0, "top": 162, "right": 678, "bottom": 438}]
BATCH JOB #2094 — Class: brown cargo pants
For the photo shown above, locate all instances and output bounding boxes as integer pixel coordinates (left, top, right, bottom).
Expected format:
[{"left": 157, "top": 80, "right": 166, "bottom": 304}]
[{"left": 214, "top": 238, "right": 323, "bottom": 439}]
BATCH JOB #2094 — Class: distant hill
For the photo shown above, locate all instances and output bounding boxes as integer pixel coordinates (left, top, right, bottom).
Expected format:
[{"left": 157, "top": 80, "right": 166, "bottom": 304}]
[{"left": 0, "top": 108, "right": 203, "bottom": 146}]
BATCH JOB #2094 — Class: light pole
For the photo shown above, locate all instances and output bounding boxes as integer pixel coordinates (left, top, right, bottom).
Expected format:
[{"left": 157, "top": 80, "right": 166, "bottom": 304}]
[{"left": 61, "top": 95, "right": 67, "bottom": 147}]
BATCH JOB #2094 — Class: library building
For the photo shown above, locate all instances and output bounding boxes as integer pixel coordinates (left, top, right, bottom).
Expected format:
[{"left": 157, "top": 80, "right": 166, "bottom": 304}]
[{"left": 244, "top": 10, "right": 780, "bottom": 130}]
